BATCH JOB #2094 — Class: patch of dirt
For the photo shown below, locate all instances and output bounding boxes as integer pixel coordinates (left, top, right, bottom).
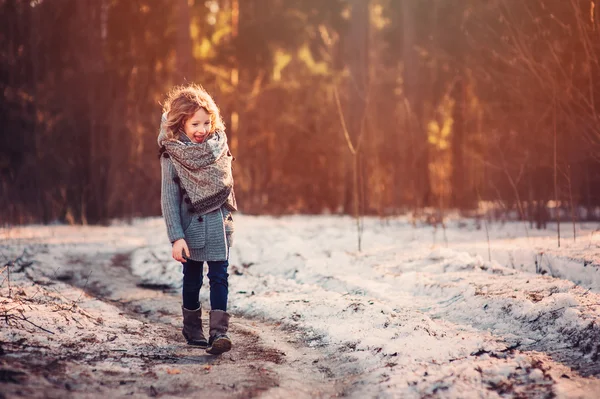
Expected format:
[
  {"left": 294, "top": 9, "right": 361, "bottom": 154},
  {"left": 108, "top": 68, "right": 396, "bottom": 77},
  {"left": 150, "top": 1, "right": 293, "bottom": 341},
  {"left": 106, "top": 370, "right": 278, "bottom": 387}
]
[{"left": 0, "top": 249, "right": 341, "bottom": 399}]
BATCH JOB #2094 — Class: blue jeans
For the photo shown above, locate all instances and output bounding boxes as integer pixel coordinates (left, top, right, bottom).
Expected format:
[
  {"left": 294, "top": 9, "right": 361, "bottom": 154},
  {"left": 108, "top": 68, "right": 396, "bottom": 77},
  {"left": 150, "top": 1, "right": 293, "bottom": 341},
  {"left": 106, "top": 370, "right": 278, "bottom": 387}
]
[{"left": 182, "top": 259, "right": 229, "bottom": 311}]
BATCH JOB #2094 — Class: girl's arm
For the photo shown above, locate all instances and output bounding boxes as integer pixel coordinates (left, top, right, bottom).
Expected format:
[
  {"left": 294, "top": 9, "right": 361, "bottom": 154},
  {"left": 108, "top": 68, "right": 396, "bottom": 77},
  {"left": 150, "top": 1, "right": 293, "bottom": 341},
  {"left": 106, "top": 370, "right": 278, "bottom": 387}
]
[{"left": 160, "top": 156, "right": 185, "bottom": 243}]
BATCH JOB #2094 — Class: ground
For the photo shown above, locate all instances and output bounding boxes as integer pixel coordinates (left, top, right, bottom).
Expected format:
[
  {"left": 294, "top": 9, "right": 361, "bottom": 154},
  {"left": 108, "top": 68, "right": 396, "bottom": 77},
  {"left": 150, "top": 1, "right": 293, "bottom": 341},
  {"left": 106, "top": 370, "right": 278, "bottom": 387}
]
[
  {"left": 0, "top": 249, "right": 338, "bottom": 398},
  {"left": 1, "top": 215, "right": 600, "bottom": 398}
]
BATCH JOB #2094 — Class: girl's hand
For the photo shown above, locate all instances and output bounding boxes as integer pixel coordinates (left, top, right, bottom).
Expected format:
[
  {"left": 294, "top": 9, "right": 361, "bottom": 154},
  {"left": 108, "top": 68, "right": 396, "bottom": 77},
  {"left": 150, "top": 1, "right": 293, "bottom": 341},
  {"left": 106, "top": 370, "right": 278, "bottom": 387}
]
[{"left": 172, "top": 239, "right": 190, "bottom": 262}]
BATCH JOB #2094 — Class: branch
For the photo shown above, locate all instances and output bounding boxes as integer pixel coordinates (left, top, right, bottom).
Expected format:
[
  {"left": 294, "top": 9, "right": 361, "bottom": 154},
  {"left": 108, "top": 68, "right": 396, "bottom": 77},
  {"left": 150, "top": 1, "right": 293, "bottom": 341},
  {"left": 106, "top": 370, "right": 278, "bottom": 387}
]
[
  {"left": 3, "top": 313, "right": 55, "bottom": 335},
  {"left": 333, "top": 84, "right": 357, "bottom": 155}
]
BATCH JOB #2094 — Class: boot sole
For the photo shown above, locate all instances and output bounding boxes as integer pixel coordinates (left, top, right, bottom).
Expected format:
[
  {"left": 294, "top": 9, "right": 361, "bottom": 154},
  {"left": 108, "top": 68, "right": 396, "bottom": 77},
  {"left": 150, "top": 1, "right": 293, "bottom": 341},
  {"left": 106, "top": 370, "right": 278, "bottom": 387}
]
[
  {"left": 183, "top": 331, "right": 208, "bottom": 348},
  {"left": 206, "top": 337, "right": 232, "bottom": 355},
  {"left": 187, "top": 340, "right": 208, "bottom": 348}
]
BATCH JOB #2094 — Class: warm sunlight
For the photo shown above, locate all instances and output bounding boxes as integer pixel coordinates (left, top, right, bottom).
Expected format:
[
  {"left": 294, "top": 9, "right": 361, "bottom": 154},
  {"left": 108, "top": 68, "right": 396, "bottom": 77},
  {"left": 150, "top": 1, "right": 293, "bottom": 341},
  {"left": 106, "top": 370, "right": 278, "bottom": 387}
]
[{"left": 2, "top": 0, "right": 600, "bottom": 397}]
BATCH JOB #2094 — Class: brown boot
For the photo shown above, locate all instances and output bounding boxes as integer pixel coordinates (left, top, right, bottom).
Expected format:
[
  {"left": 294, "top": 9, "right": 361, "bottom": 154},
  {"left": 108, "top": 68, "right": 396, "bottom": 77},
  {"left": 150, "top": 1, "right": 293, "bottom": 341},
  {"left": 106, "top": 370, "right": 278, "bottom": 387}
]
[
  {"left": 206, "top": 310, "right": 232, "bottom": 355},
  {"left": 181, "top": 306, "right": 208, "bottom": 348}
]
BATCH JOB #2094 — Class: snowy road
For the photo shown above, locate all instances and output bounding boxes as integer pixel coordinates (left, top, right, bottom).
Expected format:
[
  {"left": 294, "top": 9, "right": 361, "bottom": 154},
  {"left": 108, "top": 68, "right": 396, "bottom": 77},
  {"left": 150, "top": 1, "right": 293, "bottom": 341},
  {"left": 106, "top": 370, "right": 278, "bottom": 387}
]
[{"left": 2, "top": 215, "right": 600, "bottom": 398}]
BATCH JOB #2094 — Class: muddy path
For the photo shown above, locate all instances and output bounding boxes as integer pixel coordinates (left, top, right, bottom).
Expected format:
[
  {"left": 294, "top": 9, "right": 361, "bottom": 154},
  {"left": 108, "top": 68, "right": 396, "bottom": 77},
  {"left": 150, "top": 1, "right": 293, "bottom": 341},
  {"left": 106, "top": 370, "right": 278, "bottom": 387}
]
[
  {"left": 0, "top": 249, "right": 345, "bottom": 399},
  {"left": 3, "top": 226, "right": 600, "bottom": 398}
]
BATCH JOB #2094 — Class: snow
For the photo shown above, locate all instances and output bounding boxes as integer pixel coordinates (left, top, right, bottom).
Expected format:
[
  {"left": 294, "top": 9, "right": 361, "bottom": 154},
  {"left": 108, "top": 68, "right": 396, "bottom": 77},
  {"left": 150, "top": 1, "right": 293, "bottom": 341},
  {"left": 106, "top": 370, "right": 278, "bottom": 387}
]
[{"left": 2, "top": 215, "right": 600, "bottom": 397}]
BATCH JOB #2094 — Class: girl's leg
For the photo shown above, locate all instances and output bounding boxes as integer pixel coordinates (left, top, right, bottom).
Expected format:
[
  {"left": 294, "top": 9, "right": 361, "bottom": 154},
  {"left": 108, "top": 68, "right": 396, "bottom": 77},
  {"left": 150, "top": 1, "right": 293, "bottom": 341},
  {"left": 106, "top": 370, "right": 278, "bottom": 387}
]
[
  {"left": 182, "top": 259, "right": 204, "bottom": 310},
  {"left": 206, "top": 260, "right": 229, "bottom": 311}
]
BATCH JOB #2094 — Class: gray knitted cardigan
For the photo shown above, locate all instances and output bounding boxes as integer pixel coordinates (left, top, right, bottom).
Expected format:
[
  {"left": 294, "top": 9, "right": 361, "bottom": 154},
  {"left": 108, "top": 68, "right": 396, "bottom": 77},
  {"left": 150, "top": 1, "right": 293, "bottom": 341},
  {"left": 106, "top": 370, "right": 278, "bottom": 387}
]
[{"left": 160, "top": 134, "right": 234, "bottom": 262}]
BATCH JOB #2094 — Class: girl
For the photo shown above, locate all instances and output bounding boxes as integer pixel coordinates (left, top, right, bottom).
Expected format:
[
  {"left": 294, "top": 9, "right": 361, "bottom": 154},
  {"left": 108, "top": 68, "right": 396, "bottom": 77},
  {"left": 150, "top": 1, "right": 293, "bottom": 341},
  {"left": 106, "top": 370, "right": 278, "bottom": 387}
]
[{"left": 158, "top": 84, "right": 236, "bottom": 355}]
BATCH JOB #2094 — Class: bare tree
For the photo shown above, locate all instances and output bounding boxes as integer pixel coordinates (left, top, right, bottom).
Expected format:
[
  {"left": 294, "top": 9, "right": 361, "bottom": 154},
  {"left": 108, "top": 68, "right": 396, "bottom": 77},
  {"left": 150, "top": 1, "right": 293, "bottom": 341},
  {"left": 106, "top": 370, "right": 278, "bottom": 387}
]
[
  {"left": 176, "top": 0, "right": 193, "bottom": 83},
  {"left": 402, "top": 0, "right": 431, "bottom": 209}
]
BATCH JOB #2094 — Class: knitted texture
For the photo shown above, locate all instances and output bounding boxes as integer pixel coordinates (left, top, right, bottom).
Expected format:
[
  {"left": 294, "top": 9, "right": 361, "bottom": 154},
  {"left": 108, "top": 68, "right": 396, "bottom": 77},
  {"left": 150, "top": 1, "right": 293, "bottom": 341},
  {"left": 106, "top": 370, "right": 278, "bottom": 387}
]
[
  {"left": 158, "top": 116, "right": 237, "bottom": 215},
  {"left": 160, "top": 155, "right": 233, "bottom": 261}
]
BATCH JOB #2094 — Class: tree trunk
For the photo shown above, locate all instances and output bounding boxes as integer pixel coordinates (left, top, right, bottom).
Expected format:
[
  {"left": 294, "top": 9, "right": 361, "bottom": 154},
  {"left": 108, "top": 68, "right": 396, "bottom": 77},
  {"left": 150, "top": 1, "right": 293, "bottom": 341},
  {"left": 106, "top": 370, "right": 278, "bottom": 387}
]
[
  {"left": 343, "top": 0, "right": 369, "bottom": 214},
  {"left": 402, "top": 0, "right": 431, "bottom": 208},
  {"left": 451, "top": 75, "right": 466, "bottom": 209},
  {"left": 72, "top": 0, "right": 109, "bottom": 224},
  {"left": 176, "top": 0, "right": 193, "bottom": 83}
]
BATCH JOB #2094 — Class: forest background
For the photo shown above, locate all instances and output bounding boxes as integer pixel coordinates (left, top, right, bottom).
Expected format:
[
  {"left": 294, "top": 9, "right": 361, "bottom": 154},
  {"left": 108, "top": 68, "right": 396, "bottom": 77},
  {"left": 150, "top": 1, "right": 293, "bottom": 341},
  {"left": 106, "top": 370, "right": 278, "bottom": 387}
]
[{"left": 2, "top": 0, "right": 600, "bottom": 225}]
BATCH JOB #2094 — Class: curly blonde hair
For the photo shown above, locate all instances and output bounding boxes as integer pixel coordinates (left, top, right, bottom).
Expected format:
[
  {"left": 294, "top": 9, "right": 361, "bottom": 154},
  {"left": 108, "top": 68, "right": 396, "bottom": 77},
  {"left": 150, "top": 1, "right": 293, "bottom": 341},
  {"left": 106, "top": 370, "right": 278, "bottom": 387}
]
[{"left": 161, "top": 84, "right": 225, "bottom": 140}]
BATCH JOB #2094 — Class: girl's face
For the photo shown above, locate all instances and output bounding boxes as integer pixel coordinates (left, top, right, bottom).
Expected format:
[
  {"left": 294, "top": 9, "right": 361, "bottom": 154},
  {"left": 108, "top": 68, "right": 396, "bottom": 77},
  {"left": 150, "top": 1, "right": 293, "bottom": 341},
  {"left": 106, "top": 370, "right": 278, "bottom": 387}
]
[{"left": 183, "top": 108, "right": 211, "bottom": 143}]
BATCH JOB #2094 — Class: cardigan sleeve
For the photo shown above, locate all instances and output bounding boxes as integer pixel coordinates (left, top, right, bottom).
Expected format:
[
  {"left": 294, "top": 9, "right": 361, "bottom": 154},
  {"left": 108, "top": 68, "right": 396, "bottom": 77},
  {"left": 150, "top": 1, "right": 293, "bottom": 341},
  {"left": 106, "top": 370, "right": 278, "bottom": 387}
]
[{"left": 160, "top": 155, "right": 185, "bottom": 243}]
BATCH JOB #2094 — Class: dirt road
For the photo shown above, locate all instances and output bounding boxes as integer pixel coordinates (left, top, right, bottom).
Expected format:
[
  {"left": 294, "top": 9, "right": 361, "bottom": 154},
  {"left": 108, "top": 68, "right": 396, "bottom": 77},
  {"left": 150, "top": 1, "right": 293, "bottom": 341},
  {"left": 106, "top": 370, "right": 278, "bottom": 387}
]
[
  {"left": 3, "top": 218, "right": 600, "bottom": 398},
  {"left": 1, "top": 248, "right": 344, "bottom": 398}
]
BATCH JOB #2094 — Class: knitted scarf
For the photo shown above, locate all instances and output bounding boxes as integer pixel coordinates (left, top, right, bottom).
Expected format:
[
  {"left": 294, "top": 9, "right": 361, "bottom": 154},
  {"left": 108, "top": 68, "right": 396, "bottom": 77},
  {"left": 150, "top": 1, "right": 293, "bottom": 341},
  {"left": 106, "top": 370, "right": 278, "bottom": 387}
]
[{"left": 159, "top": 127, "right": 237, "bottom": 215}]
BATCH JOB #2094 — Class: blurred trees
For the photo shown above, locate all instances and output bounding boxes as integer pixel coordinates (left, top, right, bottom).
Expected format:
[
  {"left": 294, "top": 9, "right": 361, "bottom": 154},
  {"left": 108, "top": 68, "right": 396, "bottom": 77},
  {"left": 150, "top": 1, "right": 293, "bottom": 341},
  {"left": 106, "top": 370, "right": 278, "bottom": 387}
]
[{"left": 1, "top": 0, "right": 600, "bottom": 224}]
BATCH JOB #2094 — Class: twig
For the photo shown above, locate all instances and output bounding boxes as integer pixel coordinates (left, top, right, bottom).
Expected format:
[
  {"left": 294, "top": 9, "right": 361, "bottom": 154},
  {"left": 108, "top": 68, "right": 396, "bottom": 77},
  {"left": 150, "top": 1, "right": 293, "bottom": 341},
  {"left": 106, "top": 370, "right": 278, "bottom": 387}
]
[
  {"left": 7, "top": 255, "right": 10, "bottom": 297},
  {"left": 560, "top": 164, "right": 577, "bottom": 242},
  {"left": 49, "top": 267, "right": 93, "bottom": 307},
  {"left": 2, "top": 249, "right": 35, "bottom": 297},
  {"left": 46, "top": 289, "right": 99, "bottom": 323},
  {"left": 553, "top": 88, "right": 561, "bottom": 248},
  {"left": 484, "top": 218, "right": 492, "bottom": 262},
  {"left": 7, "top": 313, "right": 54, "bottom": 334},
  {"left": 332, "top": 82, "right": 372, "bottom": 252},
  {"left": 476, "top": 186, "right": 492, "bottom": 262},
  {"left": 1, "top": 304, "right": 28, "bottom": 314}
]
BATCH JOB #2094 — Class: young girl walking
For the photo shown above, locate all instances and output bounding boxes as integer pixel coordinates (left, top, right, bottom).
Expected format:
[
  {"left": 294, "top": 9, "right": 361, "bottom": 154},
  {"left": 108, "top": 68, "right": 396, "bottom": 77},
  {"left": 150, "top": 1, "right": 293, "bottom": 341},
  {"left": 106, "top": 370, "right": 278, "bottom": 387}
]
[{"left": 158, "top": 84, "right": 236, "bottom": 355}]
